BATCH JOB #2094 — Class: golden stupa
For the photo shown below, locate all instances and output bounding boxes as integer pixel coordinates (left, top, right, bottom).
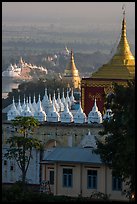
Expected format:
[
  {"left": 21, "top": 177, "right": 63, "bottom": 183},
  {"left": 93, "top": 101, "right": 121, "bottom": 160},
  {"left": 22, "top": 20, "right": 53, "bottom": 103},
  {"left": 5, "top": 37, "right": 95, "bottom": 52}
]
[
  {"left": 91, "top": 10, "right": 135, "bottom": 80},
  {"left": 81, "top": 8, "right": 135, "bottom": 115},
  {"left": 64, "top": 49, "right": 81, "bottom": 89}
]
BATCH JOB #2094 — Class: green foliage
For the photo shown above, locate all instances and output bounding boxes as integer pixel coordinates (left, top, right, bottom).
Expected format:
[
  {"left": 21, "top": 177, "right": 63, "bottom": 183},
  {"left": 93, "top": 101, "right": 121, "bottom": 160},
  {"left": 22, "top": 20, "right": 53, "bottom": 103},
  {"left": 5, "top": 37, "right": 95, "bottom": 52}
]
[
  {"left": 94, "top": 80, "right": 135, "bottom": 198},
  {"left": 2, "top": 184, "right": 111, "bottom": 202},
  {"left": 90, "top": 191, "right": 110, "bottom": 200},
  {"left": 12, "top": 116, "right": 39, "bottom": 134}
]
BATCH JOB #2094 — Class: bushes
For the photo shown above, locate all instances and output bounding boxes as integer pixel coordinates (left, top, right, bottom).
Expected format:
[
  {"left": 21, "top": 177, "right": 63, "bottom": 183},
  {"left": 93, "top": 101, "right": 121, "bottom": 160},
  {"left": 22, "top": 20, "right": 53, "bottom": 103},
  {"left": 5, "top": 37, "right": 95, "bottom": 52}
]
[
  {"left": 90, "top": 191, "right": 110, "bottom": 201},
  {"left": 2, "top": 183, "right": 111, "bottom": 202}
]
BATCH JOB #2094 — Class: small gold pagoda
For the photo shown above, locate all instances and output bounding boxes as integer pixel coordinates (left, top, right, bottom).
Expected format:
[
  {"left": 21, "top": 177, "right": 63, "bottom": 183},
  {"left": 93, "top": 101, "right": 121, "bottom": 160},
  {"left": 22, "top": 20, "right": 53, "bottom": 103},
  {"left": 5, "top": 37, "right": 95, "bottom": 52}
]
[
  {"left": 64, "top": 50, "right": 81, "bottom": 89},
  {"left": 81, "top": 8, "right": 135, "bottom": 115}
]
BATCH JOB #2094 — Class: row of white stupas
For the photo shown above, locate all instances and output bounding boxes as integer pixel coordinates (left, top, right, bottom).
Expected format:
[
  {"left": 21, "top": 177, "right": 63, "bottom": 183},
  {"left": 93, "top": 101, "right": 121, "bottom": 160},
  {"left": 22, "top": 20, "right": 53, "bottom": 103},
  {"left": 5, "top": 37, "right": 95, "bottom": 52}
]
[
  {"left": 7, "top": 88, "right": 113, "bottom": 123},
  {"left": 2, "top": 57, "right": 47, "bottom": 77}
]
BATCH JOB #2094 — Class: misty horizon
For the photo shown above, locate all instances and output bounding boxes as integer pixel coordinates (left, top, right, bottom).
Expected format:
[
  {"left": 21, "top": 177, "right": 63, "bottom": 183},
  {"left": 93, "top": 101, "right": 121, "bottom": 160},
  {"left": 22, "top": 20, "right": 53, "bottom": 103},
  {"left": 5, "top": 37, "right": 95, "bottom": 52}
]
[{"left": 2, "top": 2, "right": 135, "bottom": 30}]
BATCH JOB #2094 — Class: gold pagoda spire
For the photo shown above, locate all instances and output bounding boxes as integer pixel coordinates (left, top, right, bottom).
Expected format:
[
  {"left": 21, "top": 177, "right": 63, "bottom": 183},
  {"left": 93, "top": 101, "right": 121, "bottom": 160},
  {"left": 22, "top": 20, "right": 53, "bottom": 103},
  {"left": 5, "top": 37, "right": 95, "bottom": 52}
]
[
  {"left": 113, "top": 6, "right": 134, "bottom": 61},
  {"left": 92, "top": 7, "right": 135, "bottom": 80},
  {"left": 64, "top": 49, "right": 81, "bottom": 89},
  {"left": 65, "top": 49, "right": 78, "bottom": 76}
]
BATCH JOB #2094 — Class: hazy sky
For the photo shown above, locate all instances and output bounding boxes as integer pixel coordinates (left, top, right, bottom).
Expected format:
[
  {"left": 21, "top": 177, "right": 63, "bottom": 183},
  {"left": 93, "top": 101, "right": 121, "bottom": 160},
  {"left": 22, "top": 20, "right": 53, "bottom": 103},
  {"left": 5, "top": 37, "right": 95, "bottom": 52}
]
[{"left": 2, "top": 2, "right": 135, "bottom": 29}]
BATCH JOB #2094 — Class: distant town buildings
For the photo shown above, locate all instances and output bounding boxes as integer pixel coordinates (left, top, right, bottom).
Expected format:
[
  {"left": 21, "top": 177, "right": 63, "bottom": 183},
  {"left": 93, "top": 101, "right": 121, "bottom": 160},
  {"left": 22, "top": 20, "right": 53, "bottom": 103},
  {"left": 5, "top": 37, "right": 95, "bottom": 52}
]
[{"left": 2, "top": 57, "right": 48, "bottom": 80}]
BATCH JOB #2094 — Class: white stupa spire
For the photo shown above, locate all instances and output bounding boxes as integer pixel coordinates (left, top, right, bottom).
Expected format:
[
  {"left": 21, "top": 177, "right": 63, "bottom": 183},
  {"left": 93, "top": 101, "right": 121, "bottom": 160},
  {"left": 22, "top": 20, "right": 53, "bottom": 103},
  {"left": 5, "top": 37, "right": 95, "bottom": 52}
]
[
  {"left": 16, "top": 95, "right": 23, "bottom": 114},
  {"left": 42, "top": 88, "right": 49, "bottom": 111},
  {"left": 65, "top": 88, "right": 71, "bottom": 108},
  {"left": 44, "top": 88, "right": 49, "bottom": 101},
  {"left": 92, "top": 98, "right": 98, "bottom": 112},
  {"left": 22, "top": 95, "right": 26, "bottom": 111},
  {"left": 70, "top": 87, "right": 76, "bottom": 104},
  {"left": 48, "top": 94, "right": 52, "bottom": 105},
  {"left": 53, "top": 91, "right": 60, "bottom": 112},
  {"left": 28, "top": 95, "right": 35, "bottom": 114},
  {"left": 32, "top": 94, "right": 37, "bottom": 111},
  {"left": 61, "top": 88, "right": 66, "bottom": 106},
  {"left": 36, "top": 94, "right": 41, "bottom": 111},
  {"left": 57, "top": 89, "right": 64, "bottom": 112},
  {"left": 37, "top": 94, "right": 41, "bottom": 110}
]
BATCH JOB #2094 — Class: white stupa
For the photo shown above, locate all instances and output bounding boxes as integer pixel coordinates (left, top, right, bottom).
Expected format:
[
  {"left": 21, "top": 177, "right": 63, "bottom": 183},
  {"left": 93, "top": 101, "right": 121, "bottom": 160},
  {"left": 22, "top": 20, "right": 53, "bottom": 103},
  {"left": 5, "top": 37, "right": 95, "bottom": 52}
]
[
  {"left": 21, "top": 98, "right": 33, "bottom": 117},
  {"left": 73, "top": 102, "right": 87, "bottom": 124},
  {"left": 7, "top": 97, "right": 20, "bottom": 120},
  {"left": 46, "top": 102, "right": 60, "bottom": 122},
  {"left": 60, "top": 103, "right": 73, "bottom": 123},
  {"left": 88, "top": 99, "right": 102, "bottom": 124},
  {"left": 34, "top": 94, "right": 46, "bottom": 122},
  {"left": 80, "top": 130, "right": 97, "bottom": 149}
]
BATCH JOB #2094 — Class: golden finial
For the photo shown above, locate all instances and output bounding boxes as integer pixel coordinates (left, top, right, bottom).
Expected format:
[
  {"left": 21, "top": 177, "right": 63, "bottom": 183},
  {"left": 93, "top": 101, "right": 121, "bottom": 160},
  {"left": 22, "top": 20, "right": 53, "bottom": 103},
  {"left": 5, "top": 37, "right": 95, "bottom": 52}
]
[
  {"left": 122, "top": 4, "right": 126, "bottom": 18},
  {"left": 70, "top": 48, "right": 74, "bottom": 61}
]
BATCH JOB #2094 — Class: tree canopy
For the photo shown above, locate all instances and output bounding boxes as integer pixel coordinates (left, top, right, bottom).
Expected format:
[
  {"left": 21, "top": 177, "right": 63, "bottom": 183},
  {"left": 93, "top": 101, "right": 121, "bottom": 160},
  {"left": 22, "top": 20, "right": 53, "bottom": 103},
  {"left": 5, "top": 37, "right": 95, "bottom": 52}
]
[{"left": 94, "top": 80, "right": 135, "bottom": 199}]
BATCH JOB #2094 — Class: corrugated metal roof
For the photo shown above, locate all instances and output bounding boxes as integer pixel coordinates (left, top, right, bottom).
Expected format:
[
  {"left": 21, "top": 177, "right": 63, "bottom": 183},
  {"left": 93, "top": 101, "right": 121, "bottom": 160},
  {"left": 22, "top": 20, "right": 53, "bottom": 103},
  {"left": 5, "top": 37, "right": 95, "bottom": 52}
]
[{"left": 41, "top": 147, "right": 102, "bottom": 165}]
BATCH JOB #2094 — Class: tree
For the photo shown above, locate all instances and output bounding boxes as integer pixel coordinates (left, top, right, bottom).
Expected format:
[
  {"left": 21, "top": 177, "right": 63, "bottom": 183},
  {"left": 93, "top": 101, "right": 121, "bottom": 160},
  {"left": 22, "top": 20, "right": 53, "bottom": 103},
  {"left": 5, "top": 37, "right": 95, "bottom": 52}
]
[
  {"left": 5, "top": 116, "right": 43, "bottom": 191},
  {"left": 94, "top": 80, "right": 135, "bottom": 199}
]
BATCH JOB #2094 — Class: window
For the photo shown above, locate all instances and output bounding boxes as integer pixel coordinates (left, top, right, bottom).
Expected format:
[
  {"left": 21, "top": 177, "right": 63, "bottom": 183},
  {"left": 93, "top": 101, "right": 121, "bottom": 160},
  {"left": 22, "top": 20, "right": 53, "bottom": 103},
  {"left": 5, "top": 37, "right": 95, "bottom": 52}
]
[
  {"left": 4, "top": 160, "right": 7, "bottom": 165},
  {"left": 63, "top": 168, "right": 73, "bottom": 187},
  {"left": 10, "top": 165, "right": 14, "bottom": 171},
  {"left": 49, "top": 170, "right": 54, "bottom": 185},
  {"left": 87, "top": 170, "right": 97, "bottom": 189},
  {"left": 112, "top": 176, "right": 122, "bottom": 191}
]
